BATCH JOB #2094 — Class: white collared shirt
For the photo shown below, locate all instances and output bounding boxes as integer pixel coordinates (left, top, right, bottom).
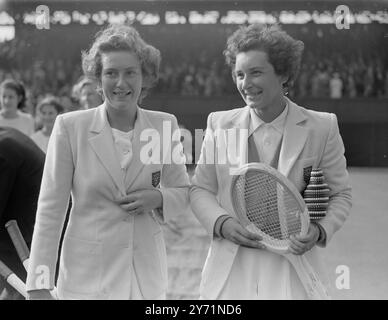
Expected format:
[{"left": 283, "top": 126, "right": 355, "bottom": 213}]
[
  {"left": 249, "top": 102, "right": 289, "bottom": 165},
  {"left": 111, "top": 127, "right": 134, "bottom": 171}
]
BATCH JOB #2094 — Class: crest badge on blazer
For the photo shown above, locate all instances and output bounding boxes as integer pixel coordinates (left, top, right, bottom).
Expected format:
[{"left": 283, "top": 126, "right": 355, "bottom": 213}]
[{"left": 152, "top": 170, "right": 161, "bottom": 187}]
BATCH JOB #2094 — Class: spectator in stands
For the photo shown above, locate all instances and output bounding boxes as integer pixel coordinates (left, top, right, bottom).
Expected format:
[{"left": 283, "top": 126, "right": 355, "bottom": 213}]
[
  {"left": 330, "top": 72, "right": 343, "bottom": 99},
  {"left": 363, "top": 66, "right": 375, "bottom": 97},
  {"left": 181, "top": 74, "right": 198, "bottom": 96},
  {"left": 204, "top": 66, "right": 223, "bottom": 97},
  {"left": 58, "top": 95, "right": 74, "bottom": 113},
  {"left": 310, "top": 70, "right": 320, "bottom": 98},
  {"left": 297, "top": 66, "right": 309, "bottom": 97},
  {"left": 346, "top": 72, "right": 357, "bottom": 98},
  {"left": 30, "top": 96, "right": 64, "bottom": 153},
  {"left": 374, "top": 68, "right": 385, "bottom": 98},
  {"left": 73, "top": 77, "right": 103, "bottom": 109},
  {"left": 1, "top": 23, "right": 387, "bottom": 99},
  {"left": 316, "top": 67, "right": 330, "bottom": 98},
  {"left": 354, "top": 68, "right": 365, "bottom": 97},
  {"left": 0, "top": 79, "right": 34, "bottom": 136}
]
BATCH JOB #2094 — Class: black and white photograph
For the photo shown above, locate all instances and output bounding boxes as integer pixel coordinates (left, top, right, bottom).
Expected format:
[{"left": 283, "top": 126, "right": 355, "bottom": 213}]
[{"left": 0, "top": 0, "right": 387, "bottom": 303}]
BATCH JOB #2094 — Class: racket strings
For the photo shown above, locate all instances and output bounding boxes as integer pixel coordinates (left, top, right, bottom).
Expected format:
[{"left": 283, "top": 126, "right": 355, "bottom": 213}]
[{"left": 233, "top": 172, "right": 303, "bottom": 246}]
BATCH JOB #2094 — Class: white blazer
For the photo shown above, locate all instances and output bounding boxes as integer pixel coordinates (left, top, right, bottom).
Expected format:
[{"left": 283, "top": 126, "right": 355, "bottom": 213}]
[
  {"left": 190, "top": 98, "right": 352, "bottom": 299},
  {"left": 26, "top": 104, "right": 190, "bottom": 299}
]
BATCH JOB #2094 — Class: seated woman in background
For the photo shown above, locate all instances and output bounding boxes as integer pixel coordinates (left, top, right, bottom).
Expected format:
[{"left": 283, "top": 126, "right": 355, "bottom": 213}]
[
  {"left": 0, "top": 79, "right": 34, "bottom": 136},
  {"left": 31, "top": 96, "right": 64, "bottom": 153}
]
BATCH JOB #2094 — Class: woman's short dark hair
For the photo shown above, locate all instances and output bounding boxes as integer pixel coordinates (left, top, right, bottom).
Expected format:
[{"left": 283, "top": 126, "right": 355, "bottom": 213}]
[
  {"left": 0, "top": 79, "right": 26, "bottom": 110},
  {"left": 82, "top": 24, "right": 161, "bottom": 100},
  {"left": 224, "top": 24, "right": 305, "bottom": 88},
  {"left": 37, "top": 96, "right": 64, "bottom": 114}
]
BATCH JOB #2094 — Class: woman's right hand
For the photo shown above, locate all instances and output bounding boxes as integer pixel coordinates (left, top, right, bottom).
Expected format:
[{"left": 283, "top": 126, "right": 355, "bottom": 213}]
[
  {"left": 27, "top": 289, "right": 56, "bottom": 300},
  {"left": 221, "top": 218, "right": 266, "bottom": 250}
]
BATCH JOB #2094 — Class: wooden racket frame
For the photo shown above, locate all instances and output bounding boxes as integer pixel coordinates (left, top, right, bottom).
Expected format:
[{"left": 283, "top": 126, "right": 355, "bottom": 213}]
[
  {"left": 231, "top": 163, "right": 310, "bottom": 254},
  {"left": 230, "top": 163, "right": 331, "bottom": 300}
]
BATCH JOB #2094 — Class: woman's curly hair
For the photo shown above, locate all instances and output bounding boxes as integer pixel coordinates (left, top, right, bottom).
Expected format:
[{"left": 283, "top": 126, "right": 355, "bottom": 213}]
[
  {"left": 82, "top": 24, "right": 161, "bottom": 100},
  {"left": 224, "top": 24, "right": 304, "bottom": 89}
]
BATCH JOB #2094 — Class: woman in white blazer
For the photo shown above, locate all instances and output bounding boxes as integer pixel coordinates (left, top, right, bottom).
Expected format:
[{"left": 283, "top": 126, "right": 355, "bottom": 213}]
[
  {"left": 190, "top": 24, "right": 352, "bottom": 299},
  {"left": 26, "top": 25, "right": 190, "bottom": 300}
]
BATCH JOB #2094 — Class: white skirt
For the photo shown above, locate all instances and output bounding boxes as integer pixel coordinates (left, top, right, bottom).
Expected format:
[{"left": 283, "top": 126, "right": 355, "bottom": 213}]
[{"left": 216, "top": 246, "right": 307, "bottom": 300}]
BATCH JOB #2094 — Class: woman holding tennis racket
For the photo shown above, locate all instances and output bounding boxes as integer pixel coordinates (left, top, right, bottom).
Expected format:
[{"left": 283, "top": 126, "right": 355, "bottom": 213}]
[
  {"left": 190, "top": 24, "right": 352, "bottom": 299},
  {"left": 26, "top": 24, "right": 190, "bottom": 300}
]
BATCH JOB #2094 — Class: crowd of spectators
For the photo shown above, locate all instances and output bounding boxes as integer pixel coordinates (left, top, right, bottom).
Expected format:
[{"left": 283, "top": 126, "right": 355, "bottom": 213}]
[{"left": 1, "top": 23, "right": 387, "bottom": 117}]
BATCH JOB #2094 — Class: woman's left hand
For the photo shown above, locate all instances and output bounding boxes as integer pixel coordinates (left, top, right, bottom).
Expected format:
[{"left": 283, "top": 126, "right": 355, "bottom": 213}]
[
  {"left": 288, "top": 223, "right": 320, "bottom": 255},
  {"left": 117, "top": 189, "right": 163, "bottom": 216}
]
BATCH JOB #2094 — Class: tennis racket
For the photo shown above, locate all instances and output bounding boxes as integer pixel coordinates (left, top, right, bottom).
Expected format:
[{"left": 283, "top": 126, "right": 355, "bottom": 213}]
[
  {"left": 230, "top": 163, "right": 331, "bottom": 300},
  {"left": 5, "top": 220, "right": 30, "bottom": 271},
  {"left": 0, "top": 259, "right": 27, "bottom": 298},
  {"left": 5, "top": 220, "right": 57, "bottom": 299}
]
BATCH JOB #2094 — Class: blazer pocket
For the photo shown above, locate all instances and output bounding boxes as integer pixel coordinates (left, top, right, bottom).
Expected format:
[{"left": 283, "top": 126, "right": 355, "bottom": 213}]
[
  {"left": 59, "top": 236, "right": 102, "bottom": 294},
  {"left": 101, "top": 217, "right": 131, "bottom": 248}
]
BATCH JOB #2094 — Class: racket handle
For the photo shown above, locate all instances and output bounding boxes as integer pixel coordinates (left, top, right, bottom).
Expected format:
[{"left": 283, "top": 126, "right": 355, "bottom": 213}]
[
  {"left": 22, "top": 259, "right": 30, "bottom": 271},
  {"left": 0, "top": 259, "right": 13, "bottom": 279},
  {"left": 286, "top": 254, "right": 331, "bottom": 300},
  {"left": 0, "top": 259, "right": 27, "bottom": 298},
  {"left": 5, "top": 220, "right": 30, "bottom": 266}
]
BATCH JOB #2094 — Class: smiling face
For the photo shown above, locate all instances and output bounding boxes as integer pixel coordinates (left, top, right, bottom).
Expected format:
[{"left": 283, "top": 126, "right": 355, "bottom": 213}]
[
  {"left": 0, "top": 87, "right": 20, "bottom": 112},
  {"left": 234, "top": 50, "right": 287, "bottom": 120},
  {"left": 100, "top": 51, "right": 143, "bottom": 112},
  {"left": 39, "top": 104, "right": 59, "bottom": 129}
]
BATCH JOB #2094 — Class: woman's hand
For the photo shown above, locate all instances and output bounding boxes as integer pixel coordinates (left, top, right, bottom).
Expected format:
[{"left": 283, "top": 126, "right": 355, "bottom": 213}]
[
  {"left": 289, "top": 223, "right": 320, "bottom": 255},
  {"left": 221, "top": 218, "right": 266, "bottom": 249},
  {"left": 117, "top": 189, "right": 163, "bottom": 216}
]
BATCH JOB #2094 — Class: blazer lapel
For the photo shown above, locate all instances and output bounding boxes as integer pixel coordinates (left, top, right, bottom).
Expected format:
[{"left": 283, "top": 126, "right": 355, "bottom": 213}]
[
  {"left": 229, "top": 106, "right": 250, "bottom": 168},
  {"left": 278, "top": 99, "right": 308, "bottom": 177},
  {"left": 88, "top": 104, "right": 126, "bottom": 196},
  {"left": 124, "top": 107, "right": 152, "bottom": 192}
]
